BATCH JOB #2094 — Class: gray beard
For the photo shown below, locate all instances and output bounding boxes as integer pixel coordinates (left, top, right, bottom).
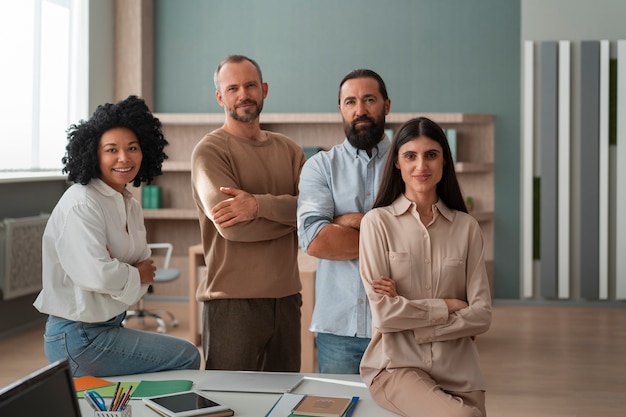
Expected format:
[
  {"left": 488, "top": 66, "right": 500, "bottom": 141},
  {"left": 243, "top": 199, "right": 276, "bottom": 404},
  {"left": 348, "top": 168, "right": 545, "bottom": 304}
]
[{"left": 227, "top": 101, "right": 263, "bottom": 123}]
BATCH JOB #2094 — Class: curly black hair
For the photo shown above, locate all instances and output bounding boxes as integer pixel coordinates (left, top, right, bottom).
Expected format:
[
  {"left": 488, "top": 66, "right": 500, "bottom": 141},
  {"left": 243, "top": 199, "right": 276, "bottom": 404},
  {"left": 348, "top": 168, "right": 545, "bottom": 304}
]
[{"left": 62, "top": 95, "right": 168, "bottom": 187}]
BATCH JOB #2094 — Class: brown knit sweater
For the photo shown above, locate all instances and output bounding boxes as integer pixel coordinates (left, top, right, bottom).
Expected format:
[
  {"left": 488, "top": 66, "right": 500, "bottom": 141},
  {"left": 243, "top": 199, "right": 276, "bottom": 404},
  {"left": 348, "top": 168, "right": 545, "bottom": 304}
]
[{"left": 191, "top": 127, "right": 306, "bottom": 301}]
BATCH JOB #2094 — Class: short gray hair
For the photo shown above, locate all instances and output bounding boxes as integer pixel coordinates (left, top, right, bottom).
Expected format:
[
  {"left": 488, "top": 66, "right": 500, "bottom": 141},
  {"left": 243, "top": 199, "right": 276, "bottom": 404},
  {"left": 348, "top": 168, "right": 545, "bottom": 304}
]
[{"left": 213, "top": 54, "right": 264, "bottom": 91}]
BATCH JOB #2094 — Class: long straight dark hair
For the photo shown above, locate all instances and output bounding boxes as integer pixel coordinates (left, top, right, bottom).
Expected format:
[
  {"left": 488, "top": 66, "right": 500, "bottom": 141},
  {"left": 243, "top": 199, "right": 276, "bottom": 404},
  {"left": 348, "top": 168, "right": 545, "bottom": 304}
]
[{"left": 373, "top": 117, "right": 467, "bottom": 212}]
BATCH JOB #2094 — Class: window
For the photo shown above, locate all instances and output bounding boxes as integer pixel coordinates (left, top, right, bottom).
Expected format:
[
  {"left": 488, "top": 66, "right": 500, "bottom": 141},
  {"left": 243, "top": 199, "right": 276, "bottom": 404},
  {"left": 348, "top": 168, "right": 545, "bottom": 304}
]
[{"left": 0, "top": 0, "right": 87, "bottom": 172}]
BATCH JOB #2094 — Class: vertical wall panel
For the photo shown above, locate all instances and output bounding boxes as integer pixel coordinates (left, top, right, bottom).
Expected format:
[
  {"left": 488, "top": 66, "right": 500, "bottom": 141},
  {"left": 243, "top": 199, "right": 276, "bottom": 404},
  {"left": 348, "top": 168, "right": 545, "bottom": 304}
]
[
  {"left": 599, "top": 40, "right": 610, "bottom": 300},
  {"left": 616, "top": 40, "right": 626, "bottom": 300},
  {"left": 557, "top": 41, "right": 571, "bottom": 299},
  {"left": 522, "top": 41, "right": 534, "bottom": 298},
  {"left": 528, "top": 39, "right": 623, "bottom": 301},
  {"left": 579, "top": 41, "right": 600, "bottom": 300},
  {"left": 540, "top": 42, "right": 558, "bottom": 299}
]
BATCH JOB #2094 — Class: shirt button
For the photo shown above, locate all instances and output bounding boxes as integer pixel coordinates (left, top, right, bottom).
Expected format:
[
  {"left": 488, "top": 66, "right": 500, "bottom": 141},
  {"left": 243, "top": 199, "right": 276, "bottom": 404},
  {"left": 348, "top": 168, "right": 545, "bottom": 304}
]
[
  {"left": 425, "top": 285, "right": 431, "bottom": 290},
  {"left": 358, "top": 299, "right": 364, "bottom": 304},
  {"left": 425, "top": 259, "right": 430, "bottom": 264},
  {"left": 423, "top": 234, "right": 428, "bottom": 239}
]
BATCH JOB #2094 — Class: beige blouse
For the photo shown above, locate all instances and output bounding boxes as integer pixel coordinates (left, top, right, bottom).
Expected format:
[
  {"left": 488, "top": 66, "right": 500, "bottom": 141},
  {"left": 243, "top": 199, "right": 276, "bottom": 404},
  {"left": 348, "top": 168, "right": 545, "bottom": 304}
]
[{"left": 359, "top": 195, "right": 492, "bottom": 392}]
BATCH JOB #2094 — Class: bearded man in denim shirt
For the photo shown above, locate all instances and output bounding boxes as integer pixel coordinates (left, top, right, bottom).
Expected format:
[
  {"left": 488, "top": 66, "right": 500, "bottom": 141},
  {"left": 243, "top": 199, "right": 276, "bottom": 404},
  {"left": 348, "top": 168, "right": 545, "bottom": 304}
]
[{"left": 297, "top": 69, "right": 391, "bottom": 373}]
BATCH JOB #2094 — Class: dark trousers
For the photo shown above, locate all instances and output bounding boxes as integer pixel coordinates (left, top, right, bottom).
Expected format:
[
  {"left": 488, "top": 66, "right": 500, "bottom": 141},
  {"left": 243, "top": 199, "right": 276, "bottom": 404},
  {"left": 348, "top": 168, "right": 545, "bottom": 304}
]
[{"left": 202, "top": 293, "right": 301, "bottom": 372}]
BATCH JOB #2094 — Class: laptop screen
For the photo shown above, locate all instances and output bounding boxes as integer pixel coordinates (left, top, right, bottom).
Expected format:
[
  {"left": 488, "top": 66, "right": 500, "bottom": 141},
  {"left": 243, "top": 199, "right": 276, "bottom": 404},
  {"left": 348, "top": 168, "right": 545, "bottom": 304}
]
[{"left": 0, "top": 359, "right": 82, "bottom": 417}]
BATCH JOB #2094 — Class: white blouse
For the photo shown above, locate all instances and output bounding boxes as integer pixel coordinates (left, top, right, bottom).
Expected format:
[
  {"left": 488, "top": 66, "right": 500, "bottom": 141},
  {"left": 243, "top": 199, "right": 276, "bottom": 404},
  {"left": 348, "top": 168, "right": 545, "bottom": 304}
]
[{"left": 34, "top": 179, "right": 150, "bottom": 323}]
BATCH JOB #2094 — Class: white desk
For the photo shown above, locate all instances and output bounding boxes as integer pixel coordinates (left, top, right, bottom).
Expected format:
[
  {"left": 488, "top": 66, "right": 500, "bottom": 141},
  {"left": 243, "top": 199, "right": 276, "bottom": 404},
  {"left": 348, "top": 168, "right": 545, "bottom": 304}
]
[{"left": 78, "top": 370, "right": 397, "bottom": 417}]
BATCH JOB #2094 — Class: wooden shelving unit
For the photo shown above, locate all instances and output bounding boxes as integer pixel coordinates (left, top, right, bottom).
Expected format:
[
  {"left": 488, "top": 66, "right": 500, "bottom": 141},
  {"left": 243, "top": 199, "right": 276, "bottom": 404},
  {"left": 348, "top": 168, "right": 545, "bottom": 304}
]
[{"left": 141, "top": 112, "right": 495, "bottom": 298}]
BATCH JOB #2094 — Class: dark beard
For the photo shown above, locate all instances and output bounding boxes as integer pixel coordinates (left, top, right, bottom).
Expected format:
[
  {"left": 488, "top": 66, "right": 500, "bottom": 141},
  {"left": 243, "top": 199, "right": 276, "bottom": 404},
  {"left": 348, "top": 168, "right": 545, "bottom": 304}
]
[
  {"left": 227, "top": 99, "right": 263, "bottom": 123},
  {"left": 344, "top": 115, "right": 385, "bottom": 151}
]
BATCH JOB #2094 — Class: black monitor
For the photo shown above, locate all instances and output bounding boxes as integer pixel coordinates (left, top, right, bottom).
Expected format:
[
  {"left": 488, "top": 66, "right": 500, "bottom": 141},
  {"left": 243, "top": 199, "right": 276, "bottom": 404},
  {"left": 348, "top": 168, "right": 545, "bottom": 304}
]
[{"left": 0, "top": 359, "right": 82, "bottom": 417}]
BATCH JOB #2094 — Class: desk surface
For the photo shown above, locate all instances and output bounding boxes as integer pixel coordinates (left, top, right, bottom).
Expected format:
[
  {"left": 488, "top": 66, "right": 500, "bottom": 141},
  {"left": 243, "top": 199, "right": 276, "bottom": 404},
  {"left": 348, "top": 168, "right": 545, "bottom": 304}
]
[{"left": 78, "top": 370, "right": 396, "bottom": 417}]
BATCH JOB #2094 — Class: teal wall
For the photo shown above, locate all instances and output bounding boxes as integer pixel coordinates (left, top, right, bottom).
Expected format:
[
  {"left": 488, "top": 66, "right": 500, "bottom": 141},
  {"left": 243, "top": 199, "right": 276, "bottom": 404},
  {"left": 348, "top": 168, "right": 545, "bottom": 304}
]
[{"left": 153, "top": 0, "right": 521, "bottom": 298}]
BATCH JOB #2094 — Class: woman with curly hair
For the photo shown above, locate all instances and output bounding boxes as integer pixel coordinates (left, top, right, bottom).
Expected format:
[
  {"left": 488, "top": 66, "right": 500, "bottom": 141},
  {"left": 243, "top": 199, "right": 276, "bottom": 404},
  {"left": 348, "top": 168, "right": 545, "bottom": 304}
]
[{"left": 33, "top": 95, "right": 200, "bottom": 376}]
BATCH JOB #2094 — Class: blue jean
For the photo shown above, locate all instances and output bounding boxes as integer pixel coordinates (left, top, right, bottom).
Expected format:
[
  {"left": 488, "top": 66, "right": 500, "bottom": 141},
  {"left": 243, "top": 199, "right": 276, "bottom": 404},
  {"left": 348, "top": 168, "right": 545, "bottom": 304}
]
[
  {"left": 316, "top": 332, "right": 371, "bottom": 374},
  {"left": 43, "top": 312, "right": 201, "bottom": 377}
]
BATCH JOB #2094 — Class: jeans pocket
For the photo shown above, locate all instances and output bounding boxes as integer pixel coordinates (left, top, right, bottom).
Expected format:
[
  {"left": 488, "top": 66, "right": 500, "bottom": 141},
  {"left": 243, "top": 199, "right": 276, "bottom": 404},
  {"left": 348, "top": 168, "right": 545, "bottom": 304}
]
[{"left": 43, "top": 332, "right": 78, "bottom": 375}]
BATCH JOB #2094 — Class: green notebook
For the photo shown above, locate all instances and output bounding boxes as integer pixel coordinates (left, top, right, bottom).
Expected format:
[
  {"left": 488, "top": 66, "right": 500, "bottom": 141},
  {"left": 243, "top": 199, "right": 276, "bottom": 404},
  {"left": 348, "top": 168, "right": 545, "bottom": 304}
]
[{"left": 76, "top": 379, "right": 193, "bottom": 398}]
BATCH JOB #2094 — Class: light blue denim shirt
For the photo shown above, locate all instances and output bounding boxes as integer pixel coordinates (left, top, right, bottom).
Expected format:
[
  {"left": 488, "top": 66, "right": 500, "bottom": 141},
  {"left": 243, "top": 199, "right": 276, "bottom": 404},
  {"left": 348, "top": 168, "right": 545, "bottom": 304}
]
[{"left": 297, "top": 136, "right": 391, "bottom": 338}]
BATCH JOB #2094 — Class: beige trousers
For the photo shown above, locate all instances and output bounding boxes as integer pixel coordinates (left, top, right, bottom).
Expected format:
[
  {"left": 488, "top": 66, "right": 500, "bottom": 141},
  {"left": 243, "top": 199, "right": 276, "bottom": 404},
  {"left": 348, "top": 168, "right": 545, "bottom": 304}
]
[{"left": 369, "top": 368, "right": 486, "bottom": 417}]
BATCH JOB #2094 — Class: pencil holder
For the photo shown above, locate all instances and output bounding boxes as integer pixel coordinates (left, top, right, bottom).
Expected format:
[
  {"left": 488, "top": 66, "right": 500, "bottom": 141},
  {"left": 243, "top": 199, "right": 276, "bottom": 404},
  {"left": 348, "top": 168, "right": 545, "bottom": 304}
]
[{"left": 94, "top": 405, "right": 132, "bottom": 417}]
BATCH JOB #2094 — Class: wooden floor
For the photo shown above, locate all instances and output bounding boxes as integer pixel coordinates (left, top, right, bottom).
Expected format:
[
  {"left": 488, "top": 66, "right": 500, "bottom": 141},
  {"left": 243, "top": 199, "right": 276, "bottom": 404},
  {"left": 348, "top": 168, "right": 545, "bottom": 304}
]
[{"left": 1, "top": 301, "right": 625, "bottom": 416}]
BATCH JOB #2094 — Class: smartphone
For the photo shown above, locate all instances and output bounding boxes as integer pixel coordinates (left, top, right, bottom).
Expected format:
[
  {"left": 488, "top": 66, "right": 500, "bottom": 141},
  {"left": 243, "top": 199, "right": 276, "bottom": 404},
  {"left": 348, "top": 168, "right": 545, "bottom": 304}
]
[{"left": 142, "top": 390, "right": 233, "bottom": 417}]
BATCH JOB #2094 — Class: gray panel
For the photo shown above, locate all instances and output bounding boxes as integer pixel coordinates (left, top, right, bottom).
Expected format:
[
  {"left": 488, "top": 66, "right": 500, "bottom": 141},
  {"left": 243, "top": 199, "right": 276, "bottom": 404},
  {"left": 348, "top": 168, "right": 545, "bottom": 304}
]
[
  {"left": 579, "top": 41, "right": 600, "bottom": 300},
  {"left": 539, "top": 42, "right": 558, "bottom": 299}
]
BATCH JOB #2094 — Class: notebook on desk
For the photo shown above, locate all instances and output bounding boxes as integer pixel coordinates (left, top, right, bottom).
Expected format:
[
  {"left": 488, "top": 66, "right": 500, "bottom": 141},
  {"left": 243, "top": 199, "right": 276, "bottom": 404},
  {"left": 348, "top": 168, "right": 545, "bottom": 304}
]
[{"left": 196, "top": 371, "right": 304, "bottom": 394}]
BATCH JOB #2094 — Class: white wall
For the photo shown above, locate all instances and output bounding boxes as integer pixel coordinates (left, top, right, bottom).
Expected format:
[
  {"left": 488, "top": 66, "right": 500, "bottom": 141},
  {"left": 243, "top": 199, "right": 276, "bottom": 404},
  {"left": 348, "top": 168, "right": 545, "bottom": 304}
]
[{"left": 522, "top": 0, "right": 626, "bottom": 41}]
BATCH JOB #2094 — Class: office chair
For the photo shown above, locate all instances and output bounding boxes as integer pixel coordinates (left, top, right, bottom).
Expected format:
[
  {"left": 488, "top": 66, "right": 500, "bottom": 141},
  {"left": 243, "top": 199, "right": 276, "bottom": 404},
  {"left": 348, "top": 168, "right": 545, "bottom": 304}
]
[{"left": 123, "top": 243, "right": 180, "bottom": 333}]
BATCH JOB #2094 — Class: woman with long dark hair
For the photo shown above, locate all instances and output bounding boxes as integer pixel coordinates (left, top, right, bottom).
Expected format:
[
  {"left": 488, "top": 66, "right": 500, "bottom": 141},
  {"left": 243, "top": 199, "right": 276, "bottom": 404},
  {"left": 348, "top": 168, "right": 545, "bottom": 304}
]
[{"left": 359, "top": 117, "right": 492, "bottom": 416}]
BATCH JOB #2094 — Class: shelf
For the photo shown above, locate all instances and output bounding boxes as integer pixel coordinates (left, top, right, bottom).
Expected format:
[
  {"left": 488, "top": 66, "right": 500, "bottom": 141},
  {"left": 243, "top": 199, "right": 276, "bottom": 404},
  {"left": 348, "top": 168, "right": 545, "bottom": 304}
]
[
  {"left": 154, "top": 112, "right": 494, "bottom": 126},
  {"left": 455, "top": 162, "right": 493, "bottom": 173},
  {"left": 141, "top": 208, "right": 492, "bottom": 223},
  {"left": 155, "top": 112, "right": 344, "bottom": 125},
  {"left": 142, "top": 208, "right": 198, "bottom": 220},
  {"left": 386, "top": 113, "right": 494, "bottom": 124},
  {"left": 160, "top": 155, "right": 491, "bottom": 177},
  {"left": 161, "top": 161, "right": 491, "bottom": 176},
  {"left": 155, "top": 113, "right": 223, "bottom": 125},
  {"left": 162, "top": 161, "right": 492, "bottom": 175},
  {"left": 162, "top": 161, "right": 191, "bottom": 172},
  {"left": 146, "top": 111, "right": 494, "bottom": 298}
]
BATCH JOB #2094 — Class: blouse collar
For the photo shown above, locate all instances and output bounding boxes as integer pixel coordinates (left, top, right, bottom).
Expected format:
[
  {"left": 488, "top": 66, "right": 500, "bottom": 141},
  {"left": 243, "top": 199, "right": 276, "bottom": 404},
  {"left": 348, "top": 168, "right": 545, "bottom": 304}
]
[{"left": 390, "top": 194, "right": 456, "bottom": 223}]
